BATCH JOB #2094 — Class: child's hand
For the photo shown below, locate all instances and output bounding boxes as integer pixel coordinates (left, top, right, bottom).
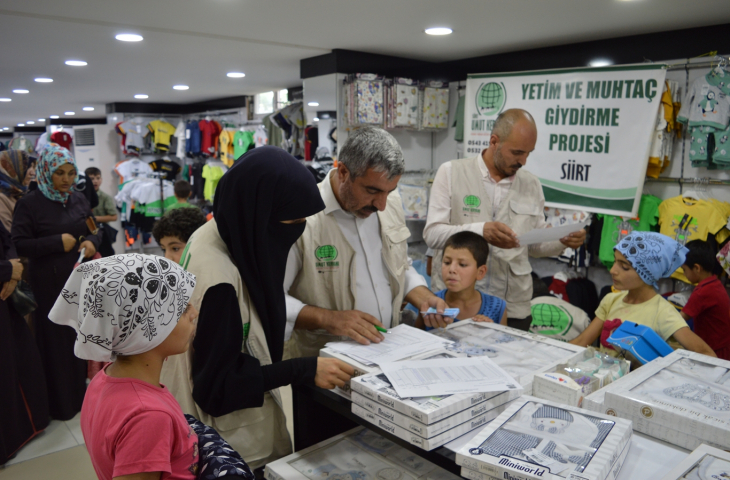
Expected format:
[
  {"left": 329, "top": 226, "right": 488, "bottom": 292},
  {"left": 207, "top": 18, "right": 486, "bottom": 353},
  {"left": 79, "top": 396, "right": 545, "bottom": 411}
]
[{"left": 473, "top": 314, "right": 494, "bottom": 323}]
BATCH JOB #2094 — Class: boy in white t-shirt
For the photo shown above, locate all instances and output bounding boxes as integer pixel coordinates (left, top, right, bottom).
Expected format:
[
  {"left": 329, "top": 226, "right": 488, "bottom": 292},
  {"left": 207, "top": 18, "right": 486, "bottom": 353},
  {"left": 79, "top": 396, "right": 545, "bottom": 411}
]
[{"left": 570, "top": 232, "right": 715, "bottom": 356}]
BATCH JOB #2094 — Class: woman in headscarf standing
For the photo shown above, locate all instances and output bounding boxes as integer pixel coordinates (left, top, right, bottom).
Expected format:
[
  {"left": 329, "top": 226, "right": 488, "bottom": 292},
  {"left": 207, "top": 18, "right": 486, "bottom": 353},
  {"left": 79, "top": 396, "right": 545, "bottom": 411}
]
[
  {"left": 0, "top": 149, "right": 36, "bottom": 231},
  {"left": 12, "top": 145, "right": 100, "bottom": 420},
  {"left": 161, "top": 146, "right": 354, "bottom": 470}
]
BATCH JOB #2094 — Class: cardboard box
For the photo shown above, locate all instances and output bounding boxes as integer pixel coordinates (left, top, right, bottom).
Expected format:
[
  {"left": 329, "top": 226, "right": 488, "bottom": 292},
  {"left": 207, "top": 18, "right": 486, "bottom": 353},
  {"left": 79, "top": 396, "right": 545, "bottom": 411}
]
[
  {"left": 456, "top": 395, "right": 633, "bottom": 480},
  {"left": 264, "top": 426, "right": 461, "bottom": 480},
  {"left": 351, "top": 402, "right": 510, "bottom": 451},
  {"left": 532, "top": 372, "right": 585, "bottom": 407},
  {"left": 351, "top": 391, "right": 514, "bottom": 439},
  {"left": 459, "top": 436, "right": 631, "bottom": 480},
  {"left": 430, "top": 320, "right": 585, "bottom": 393},
  {"left": 659, "top": 443, "right": 730, "bottom": 479},
  {"left": 351, "top": 370, "right": 524, "bottom": 425},
  {"left": 603, "top": 350, "right": 730, "bottom": 450},
  {"left": 320, "top": 347, "right": 382, "bottom": 399}
]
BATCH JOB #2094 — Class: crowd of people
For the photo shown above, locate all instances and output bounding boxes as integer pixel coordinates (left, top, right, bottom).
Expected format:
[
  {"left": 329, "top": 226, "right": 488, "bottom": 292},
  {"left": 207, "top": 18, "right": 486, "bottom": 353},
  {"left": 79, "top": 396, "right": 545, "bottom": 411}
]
[{"left": 1, "top": 109, "right": 728, "bottom": 480}]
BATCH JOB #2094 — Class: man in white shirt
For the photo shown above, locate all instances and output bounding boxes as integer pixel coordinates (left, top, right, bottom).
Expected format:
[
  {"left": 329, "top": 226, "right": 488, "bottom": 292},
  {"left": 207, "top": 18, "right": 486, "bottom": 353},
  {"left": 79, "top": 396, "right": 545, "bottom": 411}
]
[
  {"left": 424, "top": 109, "right": 585, "bottom": 331},
  {"left": 284, "top": 127, "right": 449, "bottom": 358}
]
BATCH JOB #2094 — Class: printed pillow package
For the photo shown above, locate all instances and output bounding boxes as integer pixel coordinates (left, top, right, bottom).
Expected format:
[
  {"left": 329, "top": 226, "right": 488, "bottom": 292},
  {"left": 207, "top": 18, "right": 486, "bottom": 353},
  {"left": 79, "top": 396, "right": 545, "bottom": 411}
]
[
  {"left": 456, "top": 396, "right": 633, "bottom": 480},
  {"left": 603, "top": 350, "right": 730, "bottom": 450},
  {"left": 264, "top": 426, "right": 461, "bottom": 480},
  {"left": 430, "top": 320, "right": 586, "bottom": 393},
  {"left": 659, "top": 443, "right": 730, "bottom": 480}
]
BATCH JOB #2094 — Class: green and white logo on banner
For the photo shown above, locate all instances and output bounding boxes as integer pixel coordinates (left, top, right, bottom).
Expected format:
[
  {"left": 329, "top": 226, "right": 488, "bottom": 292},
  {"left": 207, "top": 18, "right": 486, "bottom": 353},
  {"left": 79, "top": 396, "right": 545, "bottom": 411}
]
[{"left": 464, "top": 64, "right": 667, "bottom": 217}]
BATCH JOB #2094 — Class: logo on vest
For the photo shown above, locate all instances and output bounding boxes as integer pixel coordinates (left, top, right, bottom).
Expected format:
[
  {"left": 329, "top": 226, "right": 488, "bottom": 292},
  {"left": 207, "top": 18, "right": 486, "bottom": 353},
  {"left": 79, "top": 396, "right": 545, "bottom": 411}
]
[
  {"left": 315, "top": 245, "right": 339, "bottom": 271},
  {"left": 463, "top": 195, "right": 482, "bottom": 215}
]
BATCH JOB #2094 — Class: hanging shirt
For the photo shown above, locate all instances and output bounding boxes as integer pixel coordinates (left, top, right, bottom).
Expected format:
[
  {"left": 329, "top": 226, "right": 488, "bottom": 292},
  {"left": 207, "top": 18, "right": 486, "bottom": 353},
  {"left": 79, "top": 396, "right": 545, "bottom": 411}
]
[
  {"left": 114, "top": 159, "right": 153, "bottom": 184},
  {"left": 174, "top": 121, "right": 186, "bottom": 158},
  {"left": 595, "top": 291, "right": 688, "bottom": 341},
  {"left": 597, "top": 194, "right": 661, "bottom": 269},
  {"left": 253, "top": 128, "right": 267, "bottom": 148},
  {"left": 185, "top": 120, "right": 201, "bottom": 155},
  {"left": 35, "top": 132, "right": 50, "bottom": 153},
  {"left": 201, "top": 164, "right": 224, "bottom": 201},
  {"left": 50, "top": 131, "right": 73, "bottom": 150},
  {"left": 198, "top": 120, "right": 222, "bottom": 156},
  {"left": 233, "top": 131, "right": 254, "bottom": 160},
  {"left": 118, "top": 121, "right": 146, "bottom": 153},
  {"left": 677, "top": 71, "right": 730, "bottom": 130},
  {"left": 147, "top": 120, "right": 176, "bottom": 153},
  {"left": 148, "top": 159, "right": 181, "bottom": 181},
  {"left": 218, "top": 130, "right": 235, "bottom": 166},
  {"left": 8, "top": 136, "right": 35, "bottom": 154}
]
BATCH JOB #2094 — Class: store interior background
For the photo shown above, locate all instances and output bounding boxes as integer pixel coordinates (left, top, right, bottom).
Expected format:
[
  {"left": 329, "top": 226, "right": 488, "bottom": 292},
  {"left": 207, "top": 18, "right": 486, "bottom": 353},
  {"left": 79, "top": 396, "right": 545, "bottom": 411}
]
[{"left": 1, "top": 1, "right": 729, "bottom": 478}]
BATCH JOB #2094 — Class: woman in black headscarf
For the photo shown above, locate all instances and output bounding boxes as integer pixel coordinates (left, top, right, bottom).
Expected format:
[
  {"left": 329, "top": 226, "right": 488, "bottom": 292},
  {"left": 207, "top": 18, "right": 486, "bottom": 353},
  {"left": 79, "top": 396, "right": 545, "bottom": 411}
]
[{"left": 161, "top": 146, "right": 353, "bottom": 470}]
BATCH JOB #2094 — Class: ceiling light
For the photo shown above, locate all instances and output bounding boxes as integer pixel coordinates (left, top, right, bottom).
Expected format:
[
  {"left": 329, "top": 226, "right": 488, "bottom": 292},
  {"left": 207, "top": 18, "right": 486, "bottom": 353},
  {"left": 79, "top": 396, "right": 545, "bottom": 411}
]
[
  {"left": 227, "top": 72, "right": 245, "bottom": 78},
  {"left": 0, "top": 98, "right": 11, "bottom": 102},
  {"left": 425, "top": 27, "right": 453, "bottom": 36},
  {"left": 65, "top": 60, "right": 87, "bottom": 66},
  {"left": 50, "top": 115, "right": 59, "bottom": 119},
  {"left": 82, "top": 106, "right": 95, "bottom": 111},
  {"left": 589, "top": 59, "right": 612, "bottom": 67},
  {"left": 116, "top": 33, "right": 143, "bottom": 42},
  {"left": 17, "top": 123, "right": 24, "bottom": 127},
  {"left": 64, "top": 111, "right": 75, "bottom": 116},
  {"left": 13, "top": 89, "right": 29, "bottom": 94},
  {"left": 38, "top": 118, "right": 45, "bottom": 121},
  {"left": 35, "top": 78, "right": 53, "bottom": 83},
  {"left": 308, "top": 102, "right": 319, "bottom": 107},
  {"left": 2, "top": 128, "right": 8, "bottom": 131},
  {"left": 134, "top": 94, "right": 149, "bottom": 99},
  {"left": 173, "top": 85, "right": 189, "bottom": 90},
  {"left": 27, "top": 121, "right": 35, "bottom": 125},
  {"left": 313, "top": 117, "right": 320, "bottom": 122}
]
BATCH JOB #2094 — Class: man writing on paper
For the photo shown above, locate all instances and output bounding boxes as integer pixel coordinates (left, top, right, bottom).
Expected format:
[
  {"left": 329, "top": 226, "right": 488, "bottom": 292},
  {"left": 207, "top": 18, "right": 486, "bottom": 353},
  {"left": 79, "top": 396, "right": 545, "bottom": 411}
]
[
  {"left": 285, "top": 127, "right": 449, "bottom": 358},
  {"left": 424, "top": 109, "right": 586, "bottom": 331}
]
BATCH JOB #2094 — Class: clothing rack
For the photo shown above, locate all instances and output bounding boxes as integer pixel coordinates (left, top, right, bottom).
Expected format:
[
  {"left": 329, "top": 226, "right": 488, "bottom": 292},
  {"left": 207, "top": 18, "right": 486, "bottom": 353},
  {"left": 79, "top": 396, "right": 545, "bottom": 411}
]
[
  {"left": 645, "top": 176, "right": 730, "bottom": 186},
  {"left": 665, "top": 54, "right": 729, "bottom": 71}
]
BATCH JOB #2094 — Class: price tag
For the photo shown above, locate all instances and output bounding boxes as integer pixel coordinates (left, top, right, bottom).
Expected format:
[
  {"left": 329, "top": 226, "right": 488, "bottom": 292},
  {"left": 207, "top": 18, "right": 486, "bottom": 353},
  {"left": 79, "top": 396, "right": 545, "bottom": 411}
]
[
  {"left": 185, "top": 129, "right": 190, "bottom": 139},
  {"left": 19, "top": 139, "right": 27, "bottom": 150},
  {"left": 136, "top": 125, "right": 142, "bottom": 134}
]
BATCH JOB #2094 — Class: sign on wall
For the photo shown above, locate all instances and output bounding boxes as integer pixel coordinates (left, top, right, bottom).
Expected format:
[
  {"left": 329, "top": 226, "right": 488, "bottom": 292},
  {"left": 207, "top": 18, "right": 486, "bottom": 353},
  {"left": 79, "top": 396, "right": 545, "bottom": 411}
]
[{"left": 464, "top": 65, "right": 667, "bottom": 216}]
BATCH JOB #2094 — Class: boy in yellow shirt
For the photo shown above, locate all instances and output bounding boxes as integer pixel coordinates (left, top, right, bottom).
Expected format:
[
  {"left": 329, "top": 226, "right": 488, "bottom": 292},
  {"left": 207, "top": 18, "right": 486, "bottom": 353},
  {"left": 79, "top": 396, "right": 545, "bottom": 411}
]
[{"left": 570, "top": 232, "right": 715, "bottom": 356}]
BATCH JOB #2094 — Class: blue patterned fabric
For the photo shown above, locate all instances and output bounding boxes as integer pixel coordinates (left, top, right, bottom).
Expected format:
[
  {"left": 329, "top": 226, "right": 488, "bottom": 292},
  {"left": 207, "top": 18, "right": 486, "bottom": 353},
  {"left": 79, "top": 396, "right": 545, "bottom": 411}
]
[
  {"left": 435, "top": 289, "right": 507, "bottom": 321},
  {"left": 614, "top": 232, "right": 688, "bottom": 288},
  {"left": 185, "top": 415, "right": 254, "bottom": 480}
]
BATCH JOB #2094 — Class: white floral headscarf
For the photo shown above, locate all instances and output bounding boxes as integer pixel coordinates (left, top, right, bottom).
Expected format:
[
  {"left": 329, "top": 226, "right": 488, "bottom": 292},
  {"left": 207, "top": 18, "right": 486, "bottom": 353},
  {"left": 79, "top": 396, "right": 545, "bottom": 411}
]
[{"left": 49, "top": 254, "right": 196, "bottom": 362}]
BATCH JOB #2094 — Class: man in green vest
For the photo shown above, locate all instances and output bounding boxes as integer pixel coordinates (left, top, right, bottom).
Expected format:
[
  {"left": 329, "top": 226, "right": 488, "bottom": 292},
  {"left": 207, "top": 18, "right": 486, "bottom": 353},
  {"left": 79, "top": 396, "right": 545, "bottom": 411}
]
[
  {"left": 285, "top": 127, "right": 450, "bottom": 358},
  {"left": 424, "top": 109, "right": 586, "bottom": 331}
]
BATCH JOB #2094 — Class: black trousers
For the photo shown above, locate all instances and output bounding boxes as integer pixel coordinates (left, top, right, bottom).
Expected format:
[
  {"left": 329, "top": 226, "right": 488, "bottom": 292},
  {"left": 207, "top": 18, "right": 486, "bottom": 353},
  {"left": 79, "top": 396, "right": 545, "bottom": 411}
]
[{"left": 507, "top": 315, "right": 532, "bottom": 332}]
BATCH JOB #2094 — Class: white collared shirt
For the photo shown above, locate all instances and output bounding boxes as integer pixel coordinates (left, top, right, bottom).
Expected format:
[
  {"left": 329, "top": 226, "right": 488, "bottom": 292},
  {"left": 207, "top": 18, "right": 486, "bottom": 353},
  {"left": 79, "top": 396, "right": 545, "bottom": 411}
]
[
  {"left": 284, "top": 170, "right": 427, "bottom": 339},
  {"left": 423, "top": 151, "right": 562, "bottom": 257}
]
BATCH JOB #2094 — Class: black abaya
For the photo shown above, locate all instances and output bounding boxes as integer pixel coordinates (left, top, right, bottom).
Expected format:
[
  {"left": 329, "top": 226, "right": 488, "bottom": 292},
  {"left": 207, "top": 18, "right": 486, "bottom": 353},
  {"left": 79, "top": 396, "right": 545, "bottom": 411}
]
[
  {"left": 0, "top": 222, "right": 49, "bottom": 464},
  {"left": 12, "top": 190, "right": 100, "bottom": 420}
]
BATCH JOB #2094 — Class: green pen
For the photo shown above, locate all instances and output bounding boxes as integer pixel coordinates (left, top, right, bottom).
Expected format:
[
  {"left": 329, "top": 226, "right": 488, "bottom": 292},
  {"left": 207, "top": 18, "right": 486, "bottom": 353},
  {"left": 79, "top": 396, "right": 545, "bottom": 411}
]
[{"left": 375, "top": 326, "right": 389, "bottom": 333}]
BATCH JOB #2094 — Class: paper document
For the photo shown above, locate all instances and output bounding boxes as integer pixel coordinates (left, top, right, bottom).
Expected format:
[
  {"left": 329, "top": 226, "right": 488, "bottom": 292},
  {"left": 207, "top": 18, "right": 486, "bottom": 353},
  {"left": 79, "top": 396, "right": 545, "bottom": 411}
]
[
  {"left": 325, "top": 324, "right": 451, "bottom": 366},
  {"left": 517, "top": 220, "right": 589, "bottom": 246},
  {"left": 379, "top": 357, "right": 520, "bottom": 398}
]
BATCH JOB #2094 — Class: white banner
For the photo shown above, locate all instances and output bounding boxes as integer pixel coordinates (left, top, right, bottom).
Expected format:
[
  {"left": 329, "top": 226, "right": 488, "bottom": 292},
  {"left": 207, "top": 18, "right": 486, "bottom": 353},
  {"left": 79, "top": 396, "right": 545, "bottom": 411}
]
[{"left": 465, "top": 65, "right": 667, "bottom": 216}]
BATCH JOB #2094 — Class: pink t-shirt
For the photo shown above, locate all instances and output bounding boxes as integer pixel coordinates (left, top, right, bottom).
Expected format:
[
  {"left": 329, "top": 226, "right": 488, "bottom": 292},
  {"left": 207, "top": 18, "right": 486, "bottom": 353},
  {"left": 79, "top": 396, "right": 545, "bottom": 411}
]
[{"left": 81, "top": 365, "right": 199, "bottom": 480}]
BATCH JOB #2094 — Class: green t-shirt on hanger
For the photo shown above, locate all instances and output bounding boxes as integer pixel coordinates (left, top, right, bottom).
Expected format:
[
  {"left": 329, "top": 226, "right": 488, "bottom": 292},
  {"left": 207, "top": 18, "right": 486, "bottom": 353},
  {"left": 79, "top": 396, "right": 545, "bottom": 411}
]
[{"left": 597, "top": 194, "right": 662, "bottom": 269}]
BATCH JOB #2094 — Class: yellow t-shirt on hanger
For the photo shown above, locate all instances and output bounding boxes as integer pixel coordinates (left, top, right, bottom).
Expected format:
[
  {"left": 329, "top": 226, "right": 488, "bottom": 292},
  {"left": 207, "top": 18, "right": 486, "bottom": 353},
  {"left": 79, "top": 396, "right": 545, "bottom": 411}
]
[
  {"left": 658, "top": 195, "right": 729, "bottom": 282},
  {"left": 147, "top": 120, "right": 176, "bottom": 152},
  {"left": 219, "top": 130, "right": 235, "bottom": 167}
]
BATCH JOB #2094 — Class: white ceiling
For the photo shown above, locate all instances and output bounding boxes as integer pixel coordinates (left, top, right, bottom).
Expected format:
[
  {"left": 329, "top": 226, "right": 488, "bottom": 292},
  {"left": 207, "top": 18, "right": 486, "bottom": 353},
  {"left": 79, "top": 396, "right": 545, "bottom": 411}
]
[{"left": 0, "top": 0, "right": 728, "bottom": 129}]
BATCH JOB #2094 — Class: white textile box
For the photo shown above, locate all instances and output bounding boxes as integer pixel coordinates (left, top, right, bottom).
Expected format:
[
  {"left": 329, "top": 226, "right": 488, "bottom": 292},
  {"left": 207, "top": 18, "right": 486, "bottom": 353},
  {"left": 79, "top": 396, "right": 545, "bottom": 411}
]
[
  {"left": 351, "top": 391, "right": 514, "bottom": 439},
  {"left": 350, "top": 369, "right": 523, "bottom": 425},
  {"left": 659, "top": 443, "right": 730, "bottom": 479},
  {"left": 459, "top": 437, "right": 631, "bottom": 480},
  {"left": 351, "top": 402, "right": 511, "bottom": 451},
  {"left": 602, "top": 350, "right": 730, "bottom": 450},
  {"left": 455, "top": 395, "right": 633, "bottom": 480},
  {"left": 264, "top": 426, "right": 461, "bottom": 480},
  {"left": 429, "top": 320, "right": 585, "bottom": 394}
]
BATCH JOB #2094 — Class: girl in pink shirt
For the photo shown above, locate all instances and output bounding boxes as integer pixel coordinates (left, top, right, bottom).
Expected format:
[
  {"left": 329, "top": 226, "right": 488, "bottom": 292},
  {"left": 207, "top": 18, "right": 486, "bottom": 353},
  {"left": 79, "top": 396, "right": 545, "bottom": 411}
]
[{"left": 49, "top": 254, "right": 200, "bottom": 480}]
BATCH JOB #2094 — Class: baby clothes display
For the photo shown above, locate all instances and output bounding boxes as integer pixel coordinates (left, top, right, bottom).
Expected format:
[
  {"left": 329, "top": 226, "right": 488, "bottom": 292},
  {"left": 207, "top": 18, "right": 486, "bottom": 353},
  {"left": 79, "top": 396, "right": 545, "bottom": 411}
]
[
  {"left": 146, "top": 119, "right": 176, "bottom": 152},
  {"left": 597, "top": 194, "right": 661, "bottom": 269},
  {"left": 421, "top": 84, "right": 449, "bottom": 130},
  {"left": 647, "top": 80, "right": 680, "bottom": 178},
  {"left": 393, "top": 78, "right": 420, "bottom": 128},
  {"left": 399, "top": 184, "right": 429, "bottom": 219},
  {"left": 356, "top": 77, "right": 384, "bottom": 125},
  {"left": 199, "top": 119, "right": 222, "bottom": 156},
  {"left": 113, "top": 158, "right": 153, "bottom": 184}
]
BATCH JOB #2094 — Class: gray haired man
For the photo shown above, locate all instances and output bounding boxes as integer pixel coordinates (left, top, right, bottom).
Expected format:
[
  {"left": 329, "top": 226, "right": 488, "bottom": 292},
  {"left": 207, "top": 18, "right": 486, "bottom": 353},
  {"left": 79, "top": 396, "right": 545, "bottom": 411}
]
[{"left": 284, "top": 127, "right": 449, "bottom": 358}]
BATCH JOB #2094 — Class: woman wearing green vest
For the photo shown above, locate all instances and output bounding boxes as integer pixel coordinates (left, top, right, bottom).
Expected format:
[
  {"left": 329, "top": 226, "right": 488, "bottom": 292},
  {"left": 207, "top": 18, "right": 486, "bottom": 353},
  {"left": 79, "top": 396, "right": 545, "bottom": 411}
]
[{"left": 161, "top": 146, "right": 354, "bottom": 470}]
